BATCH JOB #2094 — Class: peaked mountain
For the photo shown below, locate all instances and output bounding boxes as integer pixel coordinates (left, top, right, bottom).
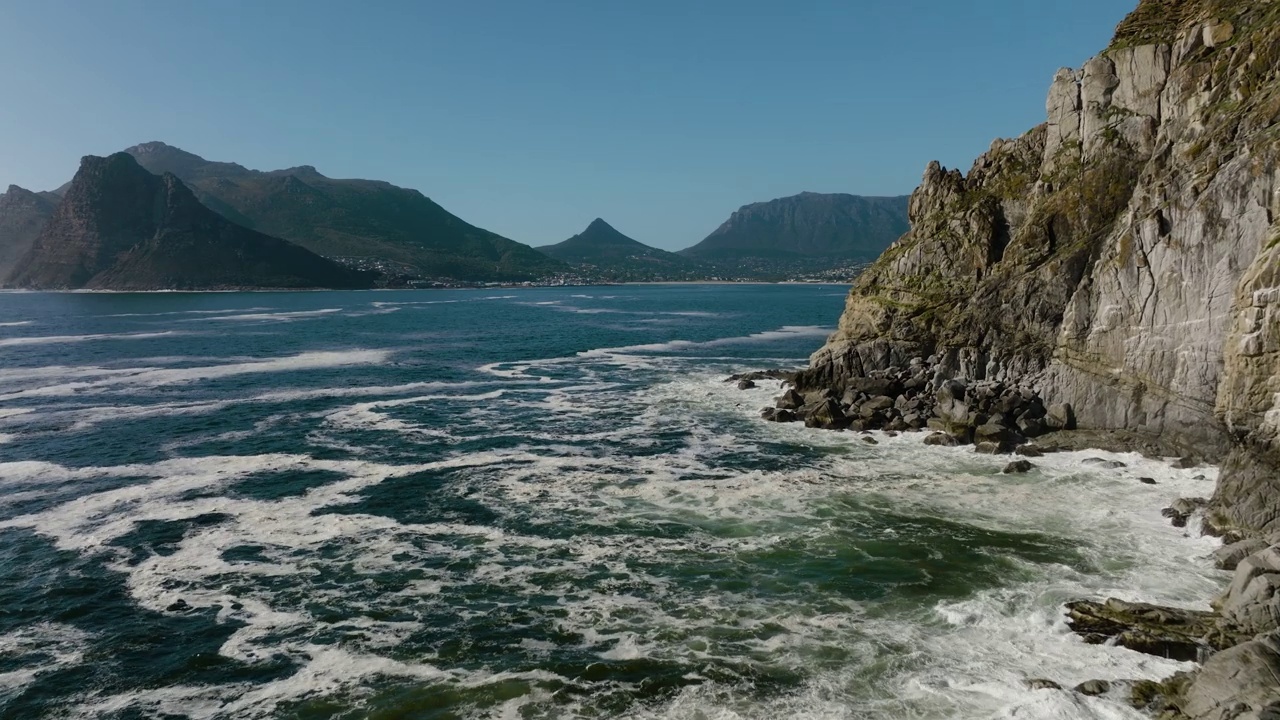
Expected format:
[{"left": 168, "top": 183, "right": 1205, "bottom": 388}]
[
  {"left": 121, "top": 141, "right": 566, "bottom": 282},
  {"left": 0, "top": 185, "right": 58, "bottom": 279},
  {"left": 537, "top": 218, "right": 705, "bottom": 280},
  {"left": 680, "top": 192, "right": 910, "bottom": 264},
  {"left": 4, "top": 153, "right": 374, "bottom": 290}
]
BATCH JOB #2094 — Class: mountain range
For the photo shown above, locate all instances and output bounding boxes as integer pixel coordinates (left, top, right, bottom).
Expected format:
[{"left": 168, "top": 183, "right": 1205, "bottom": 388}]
[
  {"left": 0, "top": 142, "right": 912, "bottom": 288},
  {"left": 120, "top": 142, "right": 566, "bottom": 282},
  {"left": 6, "top": 153, "right": 372, "bottom": 290}
]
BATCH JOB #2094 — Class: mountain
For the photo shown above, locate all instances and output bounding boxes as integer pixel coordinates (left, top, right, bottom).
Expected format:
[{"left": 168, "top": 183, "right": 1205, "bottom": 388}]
[
  {"left": 793, "top": 0, "right": 1280, "bottom": 712},
  {"left": 537, "top": 218, "right": 706, "bottom": 281},
  {"left": 120, "top": 142, "right": 566, "bottom": 282},
  {"left": 4, "top": 153, "right": 374, "bottom": 290},
  {"left": 680, "top": 193, "right": 910, "bottom": 266},
  {"left": 0, "top": 185, "right": 58, "bottom": 279}
]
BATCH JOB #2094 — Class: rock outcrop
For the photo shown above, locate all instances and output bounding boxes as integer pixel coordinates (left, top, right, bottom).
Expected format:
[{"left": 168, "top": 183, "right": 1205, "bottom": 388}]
[
  {"left": 800, "top": 0, "right": 1280, "bottom": 534},
  {"left": 4, "top": 153, "right": 375, "bottom": 290},
  {"left": 786, "top": 0, "right": 1280, "bottom": 716},
  {"left": 0, "top": 185, "right": 58, "bottom": 280}
]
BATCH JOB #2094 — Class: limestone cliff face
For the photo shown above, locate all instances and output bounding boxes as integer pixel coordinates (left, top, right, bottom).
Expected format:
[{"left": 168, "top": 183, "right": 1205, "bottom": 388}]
[{"left": 801, "top": 0, "right": 1280, "bottom": 535}]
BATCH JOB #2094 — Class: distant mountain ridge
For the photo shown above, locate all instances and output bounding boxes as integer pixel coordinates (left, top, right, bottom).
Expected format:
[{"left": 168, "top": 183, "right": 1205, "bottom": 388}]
[
  {"left": 538, "top": 218, "right": 705, "bottom": 280},
  {"left": 0, "top": 185, "right": 58, "bottom": 280},
  {"left": 681, "top": 192, "right": 910, "bottom": 263},
  {"left": 4, "top": 153, "right": 373, "bottom": 290},
  {"left": 119, "top": 141, "right": 567, "bottom": 282}
]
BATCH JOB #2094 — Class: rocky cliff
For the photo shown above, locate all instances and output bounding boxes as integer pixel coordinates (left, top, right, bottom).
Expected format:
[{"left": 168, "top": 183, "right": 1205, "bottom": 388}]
[
  {"left": 794, "top": 1, "right": 1280, "bottom": 715},
  {"left": 4, "top": 153, "right": 374, "bottom": 291},
  {"left": 0, "top": 185, "right": 58, "bottom": 280}
]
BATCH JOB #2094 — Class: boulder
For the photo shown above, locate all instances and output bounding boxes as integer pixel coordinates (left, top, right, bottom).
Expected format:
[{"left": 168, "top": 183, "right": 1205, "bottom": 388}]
[
  {"left": 859, "top": 395, "right": 896, "bottom": 418},
  {"left": 1214, "top": 538, "right": 1271, "bottom": 571},
  {"left": 924, "top": 432, "right": 959, "bottom": 447},
  {"left": 1182, "top": 633, "right": 1280, "bottom": 720},
  {"left": 760, "top": 407, "right": 799, "bottom": 423},
  {"left": 861, "top": 436, "right": 879, "bottom": 445},
  {"left": 1064, "top": 598, "right": 1246, "bottom": 662},
  {"left": 1026, "top": 678, "right": 1063, "bottom": 691},
  {"left": 1017, "top": 416, "right": 1048, "bottom": 437},
  {"left": 804, "top": 398, "right": 850, "bottom": 430},
  {"left": 1083, "top": 457, "right": 1127, "bottom": 469},
  {"left": 776, "top": 389, "right": 805, "bottom": 410},
  {"left": 934, "top": 380, "right": 971, "bottom": 424},
  {"left": 1015, "top": 445, "right": 1045, "bottom": 457},
  {"left": 974, "top": 442, "right": 1003, "bottom": 455},
  {"left": 1045, "top": 403, "right": 1076, "bottom": 431},
  {"left": 1220, "top": 547, "right": 1280, "bottom": 634},
  {"left": 737, "top": 379, "right": 756, "bottom": 390},
  {"left": 1004, "top": 460, "right": 1036, "bottom": 474},
  {"left": 1221, "top": 573, "right": 1280, "bottom": 635},
  {"left": 973, "top": 421, "right": 1023, "bottom": 452},
  {"left": 1075, "top": 679, "right": 1111, "bottom": 696},
  {"left": 1162, "top": 498, "right": 1207, "bottom": 528},
  {"left": 1139, "top": 477, "right": 1158, "bottom": 485}
]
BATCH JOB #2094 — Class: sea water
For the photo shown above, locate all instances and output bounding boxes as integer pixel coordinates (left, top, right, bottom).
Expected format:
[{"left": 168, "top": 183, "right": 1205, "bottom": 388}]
[{"left": 0, "top": 285, "right": 1226, "bottom": 719}]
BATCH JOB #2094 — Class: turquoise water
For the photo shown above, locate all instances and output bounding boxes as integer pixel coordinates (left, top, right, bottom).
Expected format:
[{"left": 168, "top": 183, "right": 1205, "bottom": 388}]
[{"left": 0, "top": 285, "right": 1226, "bottom": 719}]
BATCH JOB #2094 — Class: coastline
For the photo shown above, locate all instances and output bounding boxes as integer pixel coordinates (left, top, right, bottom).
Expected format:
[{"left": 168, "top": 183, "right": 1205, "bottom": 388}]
[{"left": 745, "top": 362, "right": 1279, "bottom": 717}]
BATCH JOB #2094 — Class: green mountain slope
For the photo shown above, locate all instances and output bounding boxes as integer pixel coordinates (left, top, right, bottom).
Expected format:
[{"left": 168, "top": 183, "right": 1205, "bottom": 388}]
[{"left": 122, "top": 142, "right": 566, "bottom": 282}]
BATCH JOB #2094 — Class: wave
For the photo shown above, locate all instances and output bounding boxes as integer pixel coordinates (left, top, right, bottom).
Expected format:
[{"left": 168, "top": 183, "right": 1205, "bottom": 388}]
[
  {"left": 0, "top": 350, "right": 392, "bottom": 400},
  {"left": 99, "top": 308, "right": 275, "bottom": 318},
  {"left": 0, "top": 331, "right": 181, "bottom": 348},
  {"left": 198, "top": 308, "right": 344, "bottom": 322}
]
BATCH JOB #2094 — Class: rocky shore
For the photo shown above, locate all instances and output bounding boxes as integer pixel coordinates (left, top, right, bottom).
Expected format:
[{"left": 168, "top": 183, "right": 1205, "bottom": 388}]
[
  {"left": 736, "top": 371, "right": 1280, "bottom": 718},
  {"left": 737, "top": 0, "right": 1280, "bottom": 715}
]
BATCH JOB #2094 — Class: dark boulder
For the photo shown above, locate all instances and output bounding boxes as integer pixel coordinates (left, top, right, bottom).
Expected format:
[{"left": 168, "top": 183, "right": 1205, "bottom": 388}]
[
  {"left": 1065, "top": 599, "right": 1247, "bottom": 662},
  {"left": 776, "top": 389, "right": 805, "bottom": 410},
  {"left": 761, "top": 408, "right": 798, "bottom": 423},
  {"left": 804, "top": 398, "right": 849, "bottom": 430},
  {"left": 924, "top": 432, "right": 960, "bottom": 447},
  {"left": 1003, "top": 460, "right": 1035, "bottom": 474}
]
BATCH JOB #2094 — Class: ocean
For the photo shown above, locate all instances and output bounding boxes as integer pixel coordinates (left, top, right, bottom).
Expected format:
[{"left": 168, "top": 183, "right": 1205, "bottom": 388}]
[{"left": 0, "top": 284, "right": 1225, "bottom": 719}]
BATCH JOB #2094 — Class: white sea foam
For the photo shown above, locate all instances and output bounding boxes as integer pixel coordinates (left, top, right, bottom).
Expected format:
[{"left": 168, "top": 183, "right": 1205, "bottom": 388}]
[
  {"left": 199, "top": 308, "right": 343, "bottom": 322},
  {"left": 0, "top": 350, "right": 391, "bottom": 399},
  {"left": 0, "top": 331, "right": 180, "bottom": 348},
  {"left": 0, "top": 623, "right": 93, "bottom": 703},
  {"left": 0, "top": 331, "right": 1232, "bottom": 719},
  {"left": 0, "top": 320, "right": 33, "bottom": 327},
  {"left": 100, "top": 308, "right": 275, "bottom": 318}
]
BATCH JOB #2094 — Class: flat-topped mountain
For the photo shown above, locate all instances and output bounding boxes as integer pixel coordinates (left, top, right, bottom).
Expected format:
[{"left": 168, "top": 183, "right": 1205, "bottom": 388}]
[
  {"left": 118, "top": 141, "right": 566, "bottom": 282},
  {"left": 537, "top": 218, "right": 704, "bottom": 281},
  {"left": 0, "top": 185, "right": 58, "bottom": 280},
  {"left": 4, "top": 153, "right": 374, "bottom": 290},
  {"left": 680, "top": 192, "right": 910, "bottom": 264}
]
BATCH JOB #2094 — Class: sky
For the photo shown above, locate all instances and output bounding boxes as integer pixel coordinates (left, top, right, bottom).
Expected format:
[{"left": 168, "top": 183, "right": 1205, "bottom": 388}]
[{"left": 0, "top": 1, "right": 1136, "bottom": 251}]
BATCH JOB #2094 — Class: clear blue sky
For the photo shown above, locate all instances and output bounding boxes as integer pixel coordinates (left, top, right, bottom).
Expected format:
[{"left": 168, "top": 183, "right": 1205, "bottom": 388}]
[{"left": 0, "top": 1, "right": 1135, "bottom": 251}]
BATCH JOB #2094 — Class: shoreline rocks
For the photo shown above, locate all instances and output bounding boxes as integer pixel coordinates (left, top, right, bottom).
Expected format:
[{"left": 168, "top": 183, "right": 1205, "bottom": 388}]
[{"left": 730, "top": 356, "right": 1280, "bottom": 718}]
